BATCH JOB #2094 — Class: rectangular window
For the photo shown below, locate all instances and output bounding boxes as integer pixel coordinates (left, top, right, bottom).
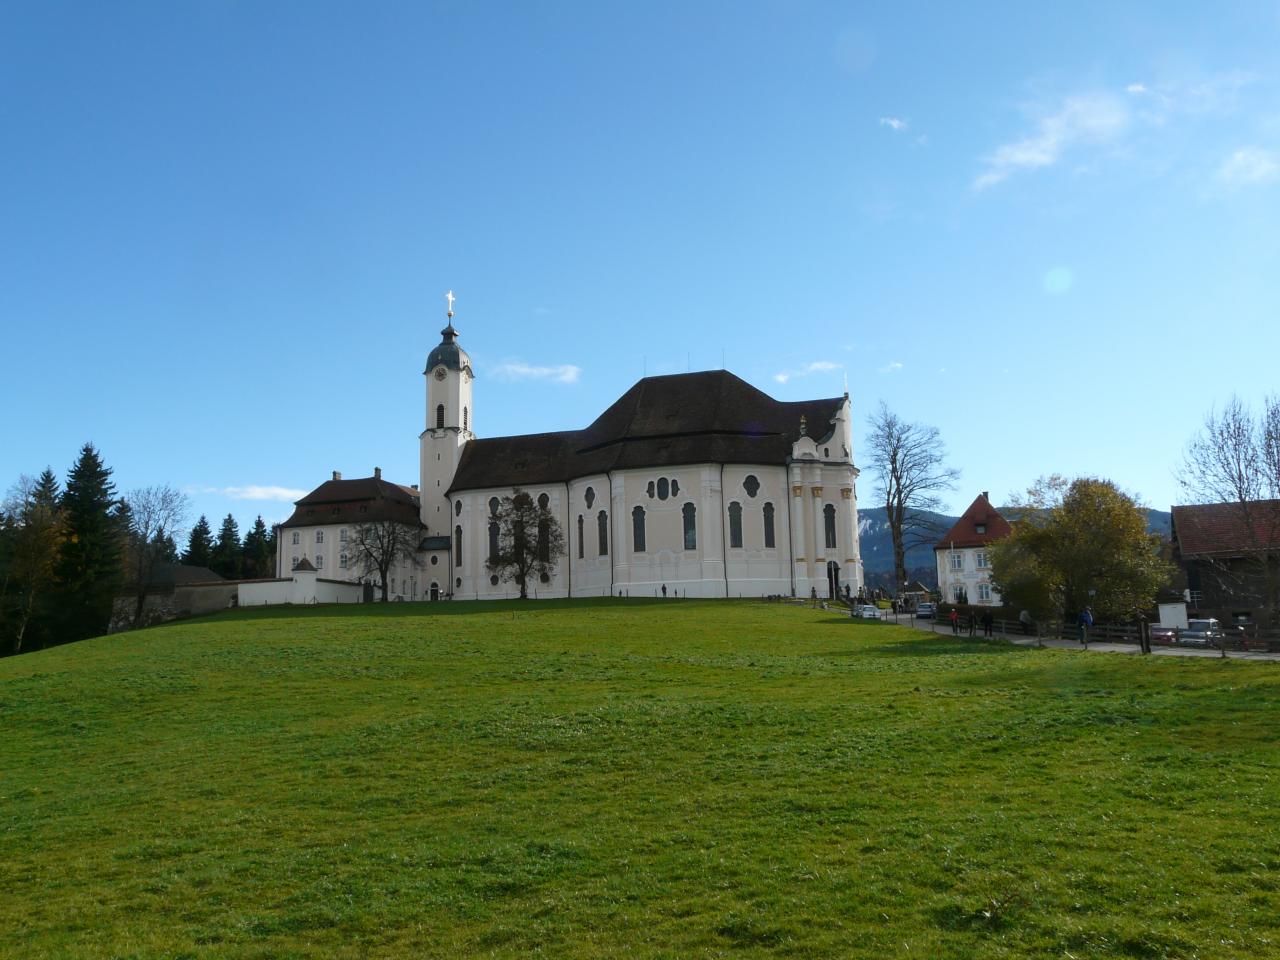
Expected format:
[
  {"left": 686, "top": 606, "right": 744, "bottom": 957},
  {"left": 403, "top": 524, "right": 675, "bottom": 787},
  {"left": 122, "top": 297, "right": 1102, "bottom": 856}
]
[
  {"left": 340, "top": 528, "right": 348, "bottom": 542},
  {"left": 315, "top": 554, "right": 323, "bottom": 569},
  {"left": 975, "top": 551, "right": 988, "bottom": 569},
  {"left": 950, "top": 552, "right": 963, "bottom": 570},
  {"left": 316, "top": 530, "right": 324, "bottom": 544},
  {"left": 339, "top": 553, "right": 347, "bottom": 570},
  {"left": 978, "top": 583, "right": 992, "bottom": 602},
  {"left": 292, "top": 531, "right": 299, "bottom": 545},
  {"left": 763, "top": 503, "right": 775, "bottom": 549},
  {"left": 953, "top": 585, "right": 964, "bottom": 603}
]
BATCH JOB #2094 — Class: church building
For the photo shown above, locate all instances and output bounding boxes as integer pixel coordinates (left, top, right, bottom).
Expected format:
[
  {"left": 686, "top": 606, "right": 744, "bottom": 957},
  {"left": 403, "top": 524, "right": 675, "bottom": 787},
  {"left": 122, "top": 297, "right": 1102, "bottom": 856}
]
[{"left": 278, "top": 303, "right": 865, "bottom": 602}]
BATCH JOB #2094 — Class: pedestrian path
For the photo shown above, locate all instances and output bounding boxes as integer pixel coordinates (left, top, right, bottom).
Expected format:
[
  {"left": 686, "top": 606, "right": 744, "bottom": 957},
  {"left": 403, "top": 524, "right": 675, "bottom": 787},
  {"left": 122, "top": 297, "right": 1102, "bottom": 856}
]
[{"left": 908, "top": 615, "right": 1280, "bottom": 662}]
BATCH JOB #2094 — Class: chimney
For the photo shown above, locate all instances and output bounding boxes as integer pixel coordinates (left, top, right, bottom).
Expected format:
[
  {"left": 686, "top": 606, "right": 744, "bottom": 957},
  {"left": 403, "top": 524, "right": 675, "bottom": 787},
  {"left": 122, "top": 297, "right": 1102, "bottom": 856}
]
[
  {"left": 332, "top": 470, "right": 342, "bottom": 481},
  {"left": 981, "top": 490, "right": 988, "bottom": 500},
  {"left": 412, "top": 484, "right": 419, "bottom": 491},
  {"left": 374, "top": 466, "right": 382, "bottom": 480}
]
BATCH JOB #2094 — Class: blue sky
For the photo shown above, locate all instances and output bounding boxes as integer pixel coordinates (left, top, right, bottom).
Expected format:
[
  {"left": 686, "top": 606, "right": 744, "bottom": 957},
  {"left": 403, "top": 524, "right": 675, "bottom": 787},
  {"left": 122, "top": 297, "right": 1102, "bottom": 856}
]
[{"left": 3, "top": 1, "right": 1278, "bottom": 537}]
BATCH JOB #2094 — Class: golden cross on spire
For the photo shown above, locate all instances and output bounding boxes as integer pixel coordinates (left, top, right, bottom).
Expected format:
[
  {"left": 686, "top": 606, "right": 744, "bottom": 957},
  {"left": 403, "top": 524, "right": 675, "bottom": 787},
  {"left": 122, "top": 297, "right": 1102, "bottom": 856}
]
[{"left": 445, "top": 290, "right": 455, "bottom": 318}]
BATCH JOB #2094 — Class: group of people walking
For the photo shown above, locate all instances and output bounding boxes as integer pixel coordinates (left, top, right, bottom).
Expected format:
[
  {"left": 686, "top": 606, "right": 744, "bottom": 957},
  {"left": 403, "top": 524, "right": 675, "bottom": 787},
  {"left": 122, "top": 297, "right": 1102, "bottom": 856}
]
[{"left": 948, "top": 608, "right": 994, "bottom": 637}]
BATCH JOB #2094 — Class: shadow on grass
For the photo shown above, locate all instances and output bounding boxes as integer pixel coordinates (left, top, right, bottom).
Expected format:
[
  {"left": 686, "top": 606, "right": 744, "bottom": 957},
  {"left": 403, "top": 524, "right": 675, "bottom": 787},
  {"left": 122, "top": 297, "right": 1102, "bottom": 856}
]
[
  {"left": 865, "top": 634, "right": 1030, "bottom": 657},
  {"left": 177, "top": 595, "right": 746, "bottom": 627}
]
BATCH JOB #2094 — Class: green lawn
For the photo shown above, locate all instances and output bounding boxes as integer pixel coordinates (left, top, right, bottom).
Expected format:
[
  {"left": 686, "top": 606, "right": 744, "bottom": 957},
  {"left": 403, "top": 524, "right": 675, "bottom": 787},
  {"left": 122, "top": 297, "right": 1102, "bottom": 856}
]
[{"left": 3, "top": 599, "right": 1279, "bottom": 959}]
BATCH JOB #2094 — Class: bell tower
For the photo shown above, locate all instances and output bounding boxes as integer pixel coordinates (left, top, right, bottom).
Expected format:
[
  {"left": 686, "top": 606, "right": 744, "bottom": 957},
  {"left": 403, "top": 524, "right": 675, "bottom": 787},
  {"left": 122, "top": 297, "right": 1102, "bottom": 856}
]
[{"left": 419, "top": 291, "right": 474, "bottom": 528}]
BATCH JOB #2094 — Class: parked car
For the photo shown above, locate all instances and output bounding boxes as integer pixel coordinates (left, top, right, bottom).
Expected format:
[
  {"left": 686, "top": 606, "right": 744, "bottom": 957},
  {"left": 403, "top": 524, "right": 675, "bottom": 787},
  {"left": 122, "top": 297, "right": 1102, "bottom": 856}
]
[
  {"left": 1149, "top": 624, "right": 1177, "bottom": 645},
  {"left": 1180, "top": 618, "right": 1225, "bottom": 646},
  {"left": 855, "top": 605, "right": 883, "bottom": 620},
  {"left": 915, "top": 602, "right": 936, "bottom": 619}
]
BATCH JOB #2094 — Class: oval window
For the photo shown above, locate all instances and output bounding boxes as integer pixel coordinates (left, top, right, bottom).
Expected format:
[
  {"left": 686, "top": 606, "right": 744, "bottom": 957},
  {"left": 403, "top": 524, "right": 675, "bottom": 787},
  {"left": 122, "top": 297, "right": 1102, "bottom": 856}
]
[
  {"left": 743, "top": 475, "right": 760, "bottom": 498},
  {"left": 657, "top": 478, "right": 669, "bottom": 500}
]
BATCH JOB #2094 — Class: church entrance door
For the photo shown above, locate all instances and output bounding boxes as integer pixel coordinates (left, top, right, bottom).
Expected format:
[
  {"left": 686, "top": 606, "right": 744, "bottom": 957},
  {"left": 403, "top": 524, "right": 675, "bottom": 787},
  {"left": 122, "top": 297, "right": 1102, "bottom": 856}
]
[
  {"left": 429, "top": 582, "right": 440, "bottom": 602},
  {"left": 826, "top": 561, "right": 839, "bottom": 600}
]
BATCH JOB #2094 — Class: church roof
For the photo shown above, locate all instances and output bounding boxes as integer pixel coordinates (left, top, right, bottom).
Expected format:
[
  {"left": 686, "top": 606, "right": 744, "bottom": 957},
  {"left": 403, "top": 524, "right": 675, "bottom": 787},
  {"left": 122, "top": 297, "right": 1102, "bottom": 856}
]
[
  {"left": 280, "top": 474, "right": 422, "bottom": 529},
  {"left": 934, "top": 492, "right": 1012, "bottom": 550},
  {"left": 425, "top": 323, "right": 471, "bottom": 374},
  {"left": 449, "top": 370, "right": 844, "bottom": 493}
]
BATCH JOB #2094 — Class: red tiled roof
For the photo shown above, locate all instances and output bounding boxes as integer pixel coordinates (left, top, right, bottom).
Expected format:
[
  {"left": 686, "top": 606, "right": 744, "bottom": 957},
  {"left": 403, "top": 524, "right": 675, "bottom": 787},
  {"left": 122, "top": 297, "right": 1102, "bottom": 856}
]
[
  {"left": 934, "top": 493, "right": 1012, "bottom": 550},
  {"left": 1171, "top": 500, "right": 1280, "bottom": 557}
]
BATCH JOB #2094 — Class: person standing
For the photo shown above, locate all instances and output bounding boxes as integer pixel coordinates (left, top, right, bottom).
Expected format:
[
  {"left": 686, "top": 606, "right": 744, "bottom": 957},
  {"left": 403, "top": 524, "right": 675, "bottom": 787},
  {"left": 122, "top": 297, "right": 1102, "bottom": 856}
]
[
  {"left": 1078, "top": 606, "right": 1094, "bottom": 646},
  {"left": 967, "top": 611, "right": 977, "bottom": 637},
  {"left": 982, "top": 611, "right": 994, "bottom": 637},
  {"left": 1019, "top": 609, "right": 1032, "bottom": 636},
  {"left": 949, "top": 608, "right": 959, "bottom": 635},
  {"left": 661, "top": 583, "right": 667, "bottom": 599}
]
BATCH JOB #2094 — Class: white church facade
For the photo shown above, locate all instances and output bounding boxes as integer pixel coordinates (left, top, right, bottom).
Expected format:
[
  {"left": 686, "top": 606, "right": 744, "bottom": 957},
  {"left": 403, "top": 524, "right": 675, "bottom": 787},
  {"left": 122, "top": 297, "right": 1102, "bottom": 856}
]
[{"left": 273, "top": 307, "right": 865, "bottom": 602}]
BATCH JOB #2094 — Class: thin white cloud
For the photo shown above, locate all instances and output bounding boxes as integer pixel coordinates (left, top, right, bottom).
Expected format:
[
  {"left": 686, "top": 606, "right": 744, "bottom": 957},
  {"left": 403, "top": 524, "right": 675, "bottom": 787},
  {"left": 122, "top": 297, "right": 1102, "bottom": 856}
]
[
  {"left": 1125, "top": 83, "right": 1147, "bottom": 95},
  {"left": 879, "top": 361, "right": 904, "bottom": 374},
  {"left": 1217, "top": 147, "right": 1279, "bottom": 185},
  {"left": 773, "top": 360, "right": 841, "bottom": 385},
  {"left": 973, "top": 93, "right": 1129, "bottom": 190},
  {"left": 492, "top": 360, "right": 581, "bottom": 384},
  {"left": 879, "top": 116, "right": 908, "bottom": 132},
  {"left": 190, "top": 485, "right": 309, "bottom": 502}
]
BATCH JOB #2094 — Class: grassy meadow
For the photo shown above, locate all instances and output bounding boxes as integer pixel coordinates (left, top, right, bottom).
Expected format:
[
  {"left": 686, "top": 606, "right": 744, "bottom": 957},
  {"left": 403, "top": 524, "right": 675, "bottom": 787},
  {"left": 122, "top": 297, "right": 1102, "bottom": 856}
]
[{"left": 2, "top": 599, "right": 1279, "bottom": 958}]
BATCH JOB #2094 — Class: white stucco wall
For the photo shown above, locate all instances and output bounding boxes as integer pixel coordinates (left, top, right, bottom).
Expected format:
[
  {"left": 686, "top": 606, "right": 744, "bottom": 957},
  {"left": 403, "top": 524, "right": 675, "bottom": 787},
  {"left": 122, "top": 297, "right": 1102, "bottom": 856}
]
[{"left": 935, "top": 546, "right": 1001, "bottom": 605}]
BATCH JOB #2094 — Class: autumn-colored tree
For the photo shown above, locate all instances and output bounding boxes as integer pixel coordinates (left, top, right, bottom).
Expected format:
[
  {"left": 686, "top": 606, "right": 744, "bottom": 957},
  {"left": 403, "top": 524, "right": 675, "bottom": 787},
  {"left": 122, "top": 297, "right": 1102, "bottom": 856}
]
[{"left": 990, "top": 476, "right": 1172, "bottom": 625}]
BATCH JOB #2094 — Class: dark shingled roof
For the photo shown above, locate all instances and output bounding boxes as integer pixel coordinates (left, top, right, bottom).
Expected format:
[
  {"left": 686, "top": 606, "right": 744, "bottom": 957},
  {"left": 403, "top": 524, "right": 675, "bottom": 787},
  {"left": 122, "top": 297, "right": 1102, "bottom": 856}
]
[
  {"left": 1171, "top": 500, "right": 1280, "bottom": 557},
  {"left": 425, "top": 323, "right": 471, "bottom": 374},
  {"left": 448, "top": 370, "right": 844, "bottom": 493},
  {"left": 292, "top": 557, "right": 317, "bottom": 572},
  {"left": 934, "top": 493, "right": 1012, "bottom": 550},
  {"left": 280, "top": 474, "right": 422, "bottom": 529}
]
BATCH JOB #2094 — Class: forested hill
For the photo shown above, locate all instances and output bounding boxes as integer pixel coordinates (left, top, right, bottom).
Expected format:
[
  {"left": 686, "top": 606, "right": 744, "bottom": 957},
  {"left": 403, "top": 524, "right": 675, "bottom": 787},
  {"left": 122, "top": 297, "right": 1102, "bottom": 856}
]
[{"left": 859, "top": 507, "right": 1173, "bottom": 587}]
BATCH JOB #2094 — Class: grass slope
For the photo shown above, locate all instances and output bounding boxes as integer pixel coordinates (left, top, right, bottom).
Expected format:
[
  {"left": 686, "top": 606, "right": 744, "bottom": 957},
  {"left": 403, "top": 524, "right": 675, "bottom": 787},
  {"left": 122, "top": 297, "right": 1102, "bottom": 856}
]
[{"left": 3, "top": 599, "right": 1279, "bottom": 959}]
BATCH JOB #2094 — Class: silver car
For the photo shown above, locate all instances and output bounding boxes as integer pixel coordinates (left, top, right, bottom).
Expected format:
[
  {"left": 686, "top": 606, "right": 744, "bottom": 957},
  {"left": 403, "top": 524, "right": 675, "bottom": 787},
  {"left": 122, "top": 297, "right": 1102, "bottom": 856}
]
[{"left": 1180, "top": 618, "right": 1224, "bottom": 646}]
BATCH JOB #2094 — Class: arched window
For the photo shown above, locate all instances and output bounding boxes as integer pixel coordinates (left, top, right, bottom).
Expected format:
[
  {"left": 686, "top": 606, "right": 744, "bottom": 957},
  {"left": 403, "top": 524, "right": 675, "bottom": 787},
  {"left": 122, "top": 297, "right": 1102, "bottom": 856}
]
[
  {"left": 577, "top": 515, "right": 584, "bottom": 559},
  {"left": 824, "top": 504, "right": 837, "bottom": 549},
  {"left": 743, "top": 475, "right": 760, "bottom": 498},
  {"left": 763, "top": 502, "right": 776, "bottom": 549},
  {"left": 488, "top": 521, "right": 499, "bottom": 563},
  {"left": 657, "top": 477, "right": 669, "bottom": 500},
  {"left": 455, "top": 525, "right": 463, "bottom": 565},
  {"left": 538, "top": 492, "right": 550, "bottom": 510},
  {"left": 598, "top": 510, "right": 609, "bottom": 556},
  {"left": 632, "top": 506, "right": 646, "bottom": 552},
  {"left": 489, "top": 497, "right": 500, "bottom": 517},
  {"left": 436, "top": 404, "right": 445, "bottom": 429},
  {"left": 682, "top": 502, "right": 697, "bottom": 550},
  {"left": 647, "top": 480, "right": 655, "bottom": 499},
  {"left": 463, "top": 407, "right": 469, "bottom": 432},
  {"left": 728, "top": 502, "right": 743, "bottom": 548},
  {"left": 584, "top": 486, "right": 595, "bottom": 509},
  {"left": 671, "top": 478, "right": 679, "bottom": 496},
  {"left": 538, "top": 517, "right": 550, "bottom": 562},
  {"left": 454, "top": 500, "right": 461, "bottom": 516}
]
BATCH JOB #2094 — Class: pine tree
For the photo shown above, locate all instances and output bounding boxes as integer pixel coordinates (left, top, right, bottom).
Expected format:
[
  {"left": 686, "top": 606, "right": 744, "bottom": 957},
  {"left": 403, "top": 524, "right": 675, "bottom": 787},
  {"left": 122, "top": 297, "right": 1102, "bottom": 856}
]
[
  {"left": 241, "top": 516, "right": 271, "bottom": 579},
  {"left": 210, "top": 513, "right": 242, "bottom": 579},
  {"left": 1, "top": 469, "right": 64, "bottom": 654},
  {"left": 152, "top": 532, "right": 179, "bottom": 565},
  {"left": 53, "top": 444, "right": 123, "bottom": 643},
  {"left": 182, "top": 516, "right": 214, "bottom": 568}
]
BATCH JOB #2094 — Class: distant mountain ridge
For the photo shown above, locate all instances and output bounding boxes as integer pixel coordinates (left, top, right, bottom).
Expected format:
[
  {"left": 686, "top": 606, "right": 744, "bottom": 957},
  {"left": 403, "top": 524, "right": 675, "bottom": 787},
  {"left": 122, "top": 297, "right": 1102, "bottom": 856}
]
[{"left": 859, "top": 505, "right": 1173, "bottom": 587}]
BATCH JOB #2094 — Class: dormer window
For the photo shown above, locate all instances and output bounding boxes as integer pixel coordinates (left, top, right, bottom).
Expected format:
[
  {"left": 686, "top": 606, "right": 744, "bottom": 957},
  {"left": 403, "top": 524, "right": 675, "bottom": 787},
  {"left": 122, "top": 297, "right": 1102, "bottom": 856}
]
[{"left": 975, "top": 523, "right": 986, "bottom": 534}]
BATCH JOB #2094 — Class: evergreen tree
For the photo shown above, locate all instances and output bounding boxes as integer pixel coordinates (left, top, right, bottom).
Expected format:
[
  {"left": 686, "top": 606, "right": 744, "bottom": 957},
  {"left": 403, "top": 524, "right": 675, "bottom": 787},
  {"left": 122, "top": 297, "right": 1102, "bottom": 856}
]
[
  {"left": 152, "top": 531, "right": 179, "bottom": 565},
  {"left": 182, "top": 515, "right": 214, "bottom": 568},
  {"left": 210, "top": 513, "right": 242, "bottom": 579},
  {"left": 53, "top": 445, "right": 123, "bottom": 643},
  {"left": 241, "top": 516, "right": 272, "bottom": 579},
  {"left": 0, "top": 469, "right": 64, "bottom": 654}
]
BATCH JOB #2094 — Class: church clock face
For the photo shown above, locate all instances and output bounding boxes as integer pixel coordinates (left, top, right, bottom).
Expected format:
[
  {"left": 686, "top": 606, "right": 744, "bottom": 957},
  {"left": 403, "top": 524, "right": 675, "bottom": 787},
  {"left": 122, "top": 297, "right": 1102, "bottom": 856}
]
[{"left": 433, "top": 366, "right": 447, "bottom": 381}]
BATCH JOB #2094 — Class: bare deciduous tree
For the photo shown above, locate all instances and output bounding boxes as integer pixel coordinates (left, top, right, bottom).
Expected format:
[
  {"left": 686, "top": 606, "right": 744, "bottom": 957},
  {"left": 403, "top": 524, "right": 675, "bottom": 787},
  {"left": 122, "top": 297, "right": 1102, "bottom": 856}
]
[
  {"left": 485, "top": 489, "right": 565, "bottom": 599},
  {"left": 1180, "top": 395, "right": 1280, "bottom": 625},
  {"left": 346, "top": 519, "right": 424, "bottom": 601},
  {"left": 123, "top": 484, "right": 190, "bottom": 626},
  {"left": 864, "top": 401, "right": 960, "bottom": 591}
]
